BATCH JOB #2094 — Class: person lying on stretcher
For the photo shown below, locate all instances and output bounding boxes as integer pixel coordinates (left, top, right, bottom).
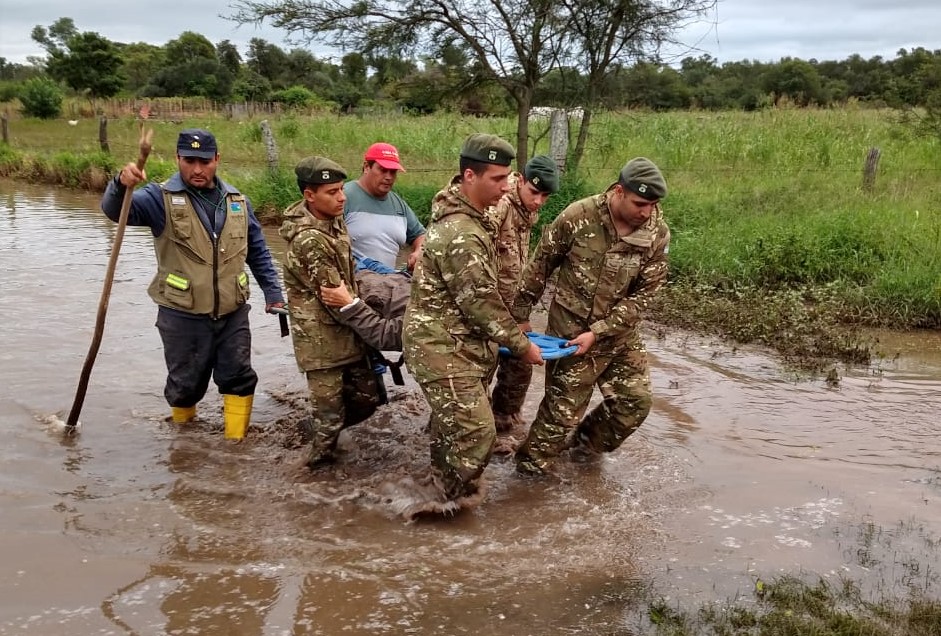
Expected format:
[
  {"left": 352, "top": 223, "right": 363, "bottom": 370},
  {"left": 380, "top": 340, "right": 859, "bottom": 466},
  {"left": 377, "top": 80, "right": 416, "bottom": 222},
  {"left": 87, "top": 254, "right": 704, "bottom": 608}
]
[{"left": 320, "top": 256, "right": 576, "bottom": 360}]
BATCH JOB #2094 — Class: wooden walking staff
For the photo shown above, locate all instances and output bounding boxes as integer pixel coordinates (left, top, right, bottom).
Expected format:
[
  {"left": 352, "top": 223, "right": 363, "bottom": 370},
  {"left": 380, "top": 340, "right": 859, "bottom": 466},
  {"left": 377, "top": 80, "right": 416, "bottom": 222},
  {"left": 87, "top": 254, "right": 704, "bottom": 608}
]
[{"left": 64, "top": 123, "right": 154, "bottom": 434}]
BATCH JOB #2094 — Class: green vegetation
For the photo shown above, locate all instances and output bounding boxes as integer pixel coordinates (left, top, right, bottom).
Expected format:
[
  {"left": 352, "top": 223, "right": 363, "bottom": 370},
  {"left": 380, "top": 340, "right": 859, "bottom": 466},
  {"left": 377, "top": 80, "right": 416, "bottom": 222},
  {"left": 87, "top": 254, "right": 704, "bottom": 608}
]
[
  {"left": 17, "top": 77, "right": 63, "bottom": 119},
  {"left": 618, "top": 515, "right": 941, "bottom": 635},
  {"left": 2, "top": 107, "right": 940, "bottom": 367},
  {"left": 1, "top": 15, "right": 940, "bottom": 121},
  {"left": 642, "top": 575, "right": 941, "bottom": 635}
]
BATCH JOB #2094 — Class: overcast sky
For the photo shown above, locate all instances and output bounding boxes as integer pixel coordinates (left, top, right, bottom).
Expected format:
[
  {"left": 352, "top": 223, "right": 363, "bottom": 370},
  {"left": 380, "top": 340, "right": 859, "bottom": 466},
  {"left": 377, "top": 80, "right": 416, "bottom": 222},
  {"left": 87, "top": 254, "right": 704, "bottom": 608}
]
[{"left": 0, "top": 0, "right": 938, "bottom": 66}]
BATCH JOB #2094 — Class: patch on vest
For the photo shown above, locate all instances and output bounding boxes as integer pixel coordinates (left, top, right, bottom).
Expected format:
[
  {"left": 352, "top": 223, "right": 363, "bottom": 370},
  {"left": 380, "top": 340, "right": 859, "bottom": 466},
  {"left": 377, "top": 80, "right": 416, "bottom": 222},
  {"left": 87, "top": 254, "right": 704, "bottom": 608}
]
[
  {"left": 171, "top": 195, "right": 186, "bottom": 206},
  {"left": 230, "top": 202, "right": 243, "bottom": 213}
]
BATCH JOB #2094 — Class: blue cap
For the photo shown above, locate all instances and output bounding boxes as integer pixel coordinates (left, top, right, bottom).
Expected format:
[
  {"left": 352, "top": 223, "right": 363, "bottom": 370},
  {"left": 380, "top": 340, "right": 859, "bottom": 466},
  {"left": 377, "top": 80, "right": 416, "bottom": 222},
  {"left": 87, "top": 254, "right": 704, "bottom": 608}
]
[{"left": 176, "top": 129, "right": 218, "bottom": 159}]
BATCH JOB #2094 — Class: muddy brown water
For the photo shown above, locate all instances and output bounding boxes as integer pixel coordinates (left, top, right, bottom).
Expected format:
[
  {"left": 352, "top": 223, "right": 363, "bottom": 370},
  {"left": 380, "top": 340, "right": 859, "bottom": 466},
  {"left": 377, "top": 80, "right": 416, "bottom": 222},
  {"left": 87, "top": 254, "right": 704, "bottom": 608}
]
[{"left": 1, "top": 179, "right": 939, "bottom": 634}]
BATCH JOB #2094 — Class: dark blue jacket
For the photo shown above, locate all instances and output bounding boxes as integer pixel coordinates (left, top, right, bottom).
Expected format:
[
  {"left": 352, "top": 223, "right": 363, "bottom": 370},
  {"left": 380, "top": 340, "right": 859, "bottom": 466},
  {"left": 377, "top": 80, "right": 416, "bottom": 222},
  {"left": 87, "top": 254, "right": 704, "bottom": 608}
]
[{"left": 102, "top": 172, "right": 284, "bottom": 305}]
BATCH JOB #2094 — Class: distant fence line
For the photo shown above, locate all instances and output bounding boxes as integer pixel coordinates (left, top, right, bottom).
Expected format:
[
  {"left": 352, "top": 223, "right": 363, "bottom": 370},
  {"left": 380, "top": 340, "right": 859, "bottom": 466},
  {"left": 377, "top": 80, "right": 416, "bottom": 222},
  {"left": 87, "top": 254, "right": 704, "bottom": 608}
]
[
  {"left": 0, "top": 98, "right": 411, "bottom": 122},
  {"left": 56, "top": 98, "right": 292, "bottom": 121}
]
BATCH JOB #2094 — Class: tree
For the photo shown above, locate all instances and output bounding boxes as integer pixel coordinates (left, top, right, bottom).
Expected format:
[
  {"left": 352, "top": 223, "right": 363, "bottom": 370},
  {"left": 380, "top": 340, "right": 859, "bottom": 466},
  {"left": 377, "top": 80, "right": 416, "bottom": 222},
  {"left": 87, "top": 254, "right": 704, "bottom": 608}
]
[
  {"left": 165, "top": 32, "right": 217, "bottom": 63},
  {"left": 557, "top": 0, "right": 715, "bottom": 170},
  {"left": 144, "top": 58, "right": 234, "bottom": 99},
  {"left": 762, "top": 58, "right": 824, "bottom": 106},
  {"left": 48, "top": 32, "right": 125, "bottom": 98},
  {"left": 230, "top": 0, "right": 569, "bottom": 166},
  {"left": 246, "top": 38, "right": 290, "bottom": 88},
  {"left": 32, "top": 18, "right": 124, "bottom": 98},
  {"left": 0, "top": 57, "right": 44, "bottom": 82},
  {"left": 31, "top": 18, "right": 78, "bottom": 56},
  {"left": 231, "top": 69, "right": 272, "bottom": 101},
  {"left": 216, "top": 40, "right": 243, "bottom": 76},
  {"left": 120, "top": 42, "right": 166, "bottom": 94}
]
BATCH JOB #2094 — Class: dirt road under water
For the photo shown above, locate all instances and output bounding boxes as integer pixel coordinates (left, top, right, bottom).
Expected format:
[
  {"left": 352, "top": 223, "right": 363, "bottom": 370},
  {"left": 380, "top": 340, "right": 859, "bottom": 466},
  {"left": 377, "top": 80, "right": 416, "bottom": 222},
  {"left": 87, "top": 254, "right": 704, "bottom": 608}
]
[{"left": 1, "top": 180, "right": 939, "bottom": 634}]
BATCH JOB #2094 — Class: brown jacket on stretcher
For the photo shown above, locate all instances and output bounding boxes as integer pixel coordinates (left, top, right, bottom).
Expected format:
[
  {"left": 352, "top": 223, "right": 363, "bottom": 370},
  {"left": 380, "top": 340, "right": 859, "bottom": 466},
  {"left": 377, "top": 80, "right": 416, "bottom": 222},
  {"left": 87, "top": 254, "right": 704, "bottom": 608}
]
[{"left": 335, "top": 269, "right": 411, "bottom": 351}]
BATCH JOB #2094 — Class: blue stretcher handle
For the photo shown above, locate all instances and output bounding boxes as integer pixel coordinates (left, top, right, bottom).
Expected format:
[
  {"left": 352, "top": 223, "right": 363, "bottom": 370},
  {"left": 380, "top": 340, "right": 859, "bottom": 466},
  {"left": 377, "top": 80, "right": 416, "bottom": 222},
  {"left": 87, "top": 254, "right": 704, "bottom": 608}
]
[{"left": 499, "top": 331, "right": 578, "bottom": 360}]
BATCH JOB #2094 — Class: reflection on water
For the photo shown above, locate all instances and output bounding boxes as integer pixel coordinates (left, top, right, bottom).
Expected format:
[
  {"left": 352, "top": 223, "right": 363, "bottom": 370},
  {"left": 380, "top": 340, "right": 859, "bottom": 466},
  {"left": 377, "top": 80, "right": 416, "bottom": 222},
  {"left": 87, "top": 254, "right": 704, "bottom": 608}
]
[{"left": 1, "top": 178, "right": 940, "bottom": 633}]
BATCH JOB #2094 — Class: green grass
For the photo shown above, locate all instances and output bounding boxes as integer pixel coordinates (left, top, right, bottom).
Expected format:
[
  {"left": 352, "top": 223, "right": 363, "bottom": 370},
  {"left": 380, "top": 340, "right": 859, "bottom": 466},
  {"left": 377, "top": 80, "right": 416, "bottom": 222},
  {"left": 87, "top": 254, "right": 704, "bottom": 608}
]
[
  {"left": 3, "top": 105, "right": 941, "bottom": 346},
  {"left": 640, "top": 574, "right": 941, "bottom": 636}
]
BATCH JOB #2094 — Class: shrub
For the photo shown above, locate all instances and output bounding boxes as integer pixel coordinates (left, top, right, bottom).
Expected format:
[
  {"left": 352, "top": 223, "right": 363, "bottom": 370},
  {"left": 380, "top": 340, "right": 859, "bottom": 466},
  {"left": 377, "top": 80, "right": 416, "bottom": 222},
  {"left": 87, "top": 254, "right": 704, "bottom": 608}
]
[
  {"left": 270, "top": 86, "right": 316, "bottom": 109},
  {"left": 0, "top": 81, "right": 20, "bottom": 102},
  {"left": 18, "top": 77, "right": 63, "bottom": 119}
]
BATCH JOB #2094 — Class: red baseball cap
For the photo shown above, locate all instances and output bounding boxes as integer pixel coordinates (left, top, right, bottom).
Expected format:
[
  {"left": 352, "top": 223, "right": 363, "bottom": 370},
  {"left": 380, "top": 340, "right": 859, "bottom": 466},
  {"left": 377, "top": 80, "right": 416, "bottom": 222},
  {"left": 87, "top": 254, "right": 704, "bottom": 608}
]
[{"left": 364, "top": 142, "right": 406, "bottom": 172}]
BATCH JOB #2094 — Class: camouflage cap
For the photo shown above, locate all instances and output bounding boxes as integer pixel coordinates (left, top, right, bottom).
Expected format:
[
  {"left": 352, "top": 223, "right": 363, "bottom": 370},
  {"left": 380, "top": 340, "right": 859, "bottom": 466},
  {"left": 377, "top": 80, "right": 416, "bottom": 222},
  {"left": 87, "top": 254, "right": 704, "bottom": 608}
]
[
  {"left": 619, "top": 157, "right": 667, "bottom": 201},
  {"left": 460, "top": 133, "right": 515, "bottom": 166},
  {"left": 295, "top": 156, "right": 347, "bottom": 185},
  {"left": 523, "top": 155, "right": 560, "bottom": 194}
]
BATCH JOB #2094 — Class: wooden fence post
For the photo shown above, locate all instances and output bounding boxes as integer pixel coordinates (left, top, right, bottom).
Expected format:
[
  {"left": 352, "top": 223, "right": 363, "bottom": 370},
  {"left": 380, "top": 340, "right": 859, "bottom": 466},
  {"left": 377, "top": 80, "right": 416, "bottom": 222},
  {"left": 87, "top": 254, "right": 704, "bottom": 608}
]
[
  {"left": 862, "top": 147, "right": 881, "bottom": 192},
  {"left": 1, "top": 113, "right": 8, "bottom": 145},
  {"left": 259, "top": 120, "right": 279, "bottom": 172},
  {"left": 549, "top": 108, "right": 568, "bottom": 173},
  {"left": 99, "top": 116, "right": 110, "bottom": 153}
]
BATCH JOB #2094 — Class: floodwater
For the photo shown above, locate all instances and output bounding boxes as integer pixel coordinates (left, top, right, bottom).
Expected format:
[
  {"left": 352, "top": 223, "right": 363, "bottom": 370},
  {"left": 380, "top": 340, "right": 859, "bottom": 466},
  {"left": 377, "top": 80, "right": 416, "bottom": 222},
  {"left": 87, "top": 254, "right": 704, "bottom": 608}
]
[{"left": 1, "top": 179, "right": 939, "bottom": 634}]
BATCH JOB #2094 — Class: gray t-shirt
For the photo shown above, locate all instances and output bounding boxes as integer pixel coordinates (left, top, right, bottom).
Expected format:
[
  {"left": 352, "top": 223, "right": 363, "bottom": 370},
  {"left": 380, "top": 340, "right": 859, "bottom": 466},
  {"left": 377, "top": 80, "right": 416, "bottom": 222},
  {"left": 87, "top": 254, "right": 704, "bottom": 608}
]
[{"left": 343, "top": 181, "right": 426, "bottom": 268}]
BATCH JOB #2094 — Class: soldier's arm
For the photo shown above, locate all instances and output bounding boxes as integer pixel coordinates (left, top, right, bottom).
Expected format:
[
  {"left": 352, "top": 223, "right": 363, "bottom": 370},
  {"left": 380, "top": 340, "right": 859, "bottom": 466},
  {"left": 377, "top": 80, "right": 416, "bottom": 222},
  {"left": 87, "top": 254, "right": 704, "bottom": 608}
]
[
  {"left": 441, "top": 234, "right": 531, "bottom": 356},
  {"left": 589, "top": 227, "right": 671, "bottom": 338},
  {"left": 510, "top": 212, "right": 571, "bottom": 322}
]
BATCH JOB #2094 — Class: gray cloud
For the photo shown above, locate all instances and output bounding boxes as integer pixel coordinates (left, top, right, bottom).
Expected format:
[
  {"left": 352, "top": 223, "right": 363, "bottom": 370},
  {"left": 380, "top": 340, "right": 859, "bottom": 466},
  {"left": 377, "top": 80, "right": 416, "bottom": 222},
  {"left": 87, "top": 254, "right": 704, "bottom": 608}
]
[
  {"left": 0, "top": 0, "right": 294, "bottom": 63},
  {"left": 677, "top": 0, "right": 940, "bottom": 62},
  {"left": 0, "top": 0, "right": 938, "bottom": 65}
]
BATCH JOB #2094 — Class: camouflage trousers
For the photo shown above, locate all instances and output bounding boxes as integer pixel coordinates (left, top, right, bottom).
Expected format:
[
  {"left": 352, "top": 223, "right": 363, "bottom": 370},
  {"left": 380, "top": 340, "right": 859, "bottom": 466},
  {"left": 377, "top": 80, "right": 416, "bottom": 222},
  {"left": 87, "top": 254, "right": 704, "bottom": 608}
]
[
  {"left": 417, "top": 375, "right": 495, "bottom": 500},
  {"left": 305, "top": 357, "right": 381, "bottom": 464},
  {"left": 516, "top": 341, "right": 652, "bottom": 472},
  {"left": 490, "top": 354, "right": 534, "bottom": 416}
]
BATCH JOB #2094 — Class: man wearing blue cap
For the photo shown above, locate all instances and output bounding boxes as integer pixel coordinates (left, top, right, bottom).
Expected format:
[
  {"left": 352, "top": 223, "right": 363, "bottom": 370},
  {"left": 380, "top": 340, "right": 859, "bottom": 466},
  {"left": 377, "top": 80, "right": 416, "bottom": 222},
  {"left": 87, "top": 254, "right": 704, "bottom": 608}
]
[{"left": 101, "top": 128, "right": 285, "bottom": 439}]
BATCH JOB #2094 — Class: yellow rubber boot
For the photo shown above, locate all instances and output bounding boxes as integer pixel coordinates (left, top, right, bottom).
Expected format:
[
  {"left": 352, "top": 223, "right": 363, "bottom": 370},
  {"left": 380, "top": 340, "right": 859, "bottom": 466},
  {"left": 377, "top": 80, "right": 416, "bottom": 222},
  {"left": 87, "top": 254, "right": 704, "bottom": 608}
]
[
  {"left": 171, "top": 406, "right": 196, "bottom": 423},
  {"left": 223, "top": 394, "right": 253, "bottom": 440}
]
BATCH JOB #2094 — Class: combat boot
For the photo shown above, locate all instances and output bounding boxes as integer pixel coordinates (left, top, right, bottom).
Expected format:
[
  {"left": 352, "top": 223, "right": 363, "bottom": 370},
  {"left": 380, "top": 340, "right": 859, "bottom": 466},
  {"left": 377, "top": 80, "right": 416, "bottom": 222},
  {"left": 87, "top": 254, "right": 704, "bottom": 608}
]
[
  {"left": 222, "top": 394, "right": 253, "bottom": 440},
  {"left": 569, "top": 431, "right": 603, "bottom": 464},
  {"left": 493, "top": 411, "right": 523, "bottom": 433}
]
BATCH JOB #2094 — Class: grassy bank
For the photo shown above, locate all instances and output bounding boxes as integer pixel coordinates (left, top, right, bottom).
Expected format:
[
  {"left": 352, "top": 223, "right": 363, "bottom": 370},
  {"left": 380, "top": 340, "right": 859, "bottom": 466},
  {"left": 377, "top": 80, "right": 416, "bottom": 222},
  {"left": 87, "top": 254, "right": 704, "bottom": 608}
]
[{"left": 3, "top": 107, "right": 941, "bottom": 365}]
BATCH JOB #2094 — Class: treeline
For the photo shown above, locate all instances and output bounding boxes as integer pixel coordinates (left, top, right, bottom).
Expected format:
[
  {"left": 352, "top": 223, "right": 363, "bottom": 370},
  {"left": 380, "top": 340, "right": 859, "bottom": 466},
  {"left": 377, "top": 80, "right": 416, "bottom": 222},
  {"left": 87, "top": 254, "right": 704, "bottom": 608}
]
[{"left": 2, "top": 17, "right": 941, "bottom": 117}]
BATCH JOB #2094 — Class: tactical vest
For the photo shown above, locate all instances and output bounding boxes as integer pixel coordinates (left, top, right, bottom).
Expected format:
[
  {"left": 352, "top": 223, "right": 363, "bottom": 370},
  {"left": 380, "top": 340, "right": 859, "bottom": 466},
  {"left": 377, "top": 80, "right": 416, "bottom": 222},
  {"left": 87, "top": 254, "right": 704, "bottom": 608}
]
[{"left": 147, "top": 188, "right": 250, "bottom": 317}]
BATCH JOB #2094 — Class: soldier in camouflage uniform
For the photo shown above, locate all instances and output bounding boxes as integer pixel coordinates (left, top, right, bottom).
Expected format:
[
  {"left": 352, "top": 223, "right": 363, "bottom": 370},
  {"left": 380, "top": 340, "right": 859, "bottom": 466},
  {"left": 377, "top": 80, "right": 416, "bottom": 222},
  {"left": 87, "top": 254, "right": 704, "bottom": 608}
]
[
  {"left": 488, "top": 155, "right": 560, "bottom": 432},
  {"left": 280, "top": 157, "right": 382, "bottom": 469},
  {"left": 511, "top": 158, "right": 671, "bottom": 475},
  {"left": 402, "top": 133, "right": 545, "bottom": 505}
]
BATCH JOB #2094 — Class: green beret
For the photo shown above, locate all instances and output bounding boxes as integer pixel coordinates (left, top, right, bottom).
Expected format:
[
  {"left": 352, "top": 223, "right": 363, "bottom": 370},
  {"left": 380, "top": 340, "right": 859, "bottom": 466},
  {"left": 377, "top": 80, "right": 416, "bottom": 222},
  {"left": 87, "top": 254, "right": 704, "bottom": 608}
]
[
  {"left": 460, "top": 133, "right": 515, "bottom": 166},
  {"left": 619, "top": 157, "right": 667, "bottom": 201},
  {"left": 523, "top": 155, "right": 560, "bottom": 194},
  {"left": 295, "top": 156, "right": 347, "bottom": 185}
]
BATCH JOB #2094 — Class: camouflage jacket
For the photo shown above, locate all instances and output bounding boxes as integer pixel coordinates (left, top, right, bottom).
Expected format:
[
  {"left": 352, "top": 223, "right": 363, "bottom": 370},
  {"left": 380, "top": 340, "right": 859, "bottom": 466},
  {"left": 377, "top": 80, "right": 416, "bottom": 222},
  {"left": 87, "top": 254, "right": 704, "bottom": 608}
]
[
  {"left": 403, "top": 176, "right": 531, "bottom": 382},
  {"left": 486, "top": 172, "right": 539, "bottom": 304},
  {"left": 280, "top": 199, "right": 365, "bottom": 371},
  {"left": 512, "top": 187, "right": 670, "bottom": 353}
]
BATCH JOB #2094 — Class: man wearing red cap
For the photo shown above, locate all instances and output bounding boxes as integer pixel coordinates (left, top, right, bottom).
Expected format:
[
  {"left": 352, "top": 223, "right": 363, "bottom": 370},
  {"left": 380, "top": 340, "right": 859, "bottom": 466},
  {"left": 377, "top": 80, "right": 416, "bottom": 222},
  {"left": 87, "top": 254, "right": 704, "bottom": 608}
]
[{"left": 343, "top": 142, "right": 426, "bottom": 272}]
